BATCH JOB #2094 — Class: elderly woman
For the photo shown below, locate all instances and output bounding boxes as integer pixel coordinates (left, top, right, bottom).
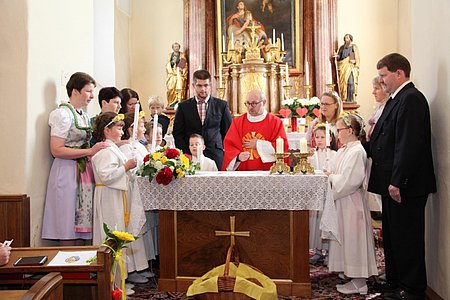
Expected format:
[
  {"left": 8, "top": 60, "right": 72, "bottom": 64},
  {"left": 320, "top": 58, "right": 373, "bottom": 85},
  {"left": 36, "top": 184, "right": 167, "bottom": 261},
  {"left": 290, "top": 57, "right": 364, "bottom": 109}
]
[
  {"left": 308, "top": 91, "right": 343, "bottom": 150},
  {"left": 367, "top": 76, "right": 389, "bottom": 140},
  {"left": 148, "top": 96, "right": 170, "bottom": 138}
]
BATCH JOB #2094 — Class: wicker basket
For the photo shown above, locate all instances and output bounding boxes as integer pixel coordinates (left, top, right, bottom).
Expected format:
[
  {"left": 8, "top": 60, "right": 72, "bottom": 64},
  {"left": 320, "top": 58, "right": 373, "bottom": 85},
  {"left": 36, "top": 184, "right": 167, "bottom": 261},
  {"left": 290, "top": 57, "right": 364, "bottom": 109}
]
[{"left": 195, "top": 244, "right": 262, "bottom": 300}]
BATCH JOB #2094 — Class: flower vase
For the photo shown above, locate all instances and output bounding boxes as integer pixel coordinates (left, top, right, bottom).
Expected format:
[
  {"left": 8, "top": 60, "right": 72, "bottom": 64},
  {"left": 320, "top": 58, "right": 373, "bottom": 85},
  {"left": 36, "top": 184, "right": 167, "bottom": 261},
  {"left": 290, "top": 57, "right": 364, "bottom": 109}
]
[{"left": 291, "top": 116, "right": 298, "bottom": 132}]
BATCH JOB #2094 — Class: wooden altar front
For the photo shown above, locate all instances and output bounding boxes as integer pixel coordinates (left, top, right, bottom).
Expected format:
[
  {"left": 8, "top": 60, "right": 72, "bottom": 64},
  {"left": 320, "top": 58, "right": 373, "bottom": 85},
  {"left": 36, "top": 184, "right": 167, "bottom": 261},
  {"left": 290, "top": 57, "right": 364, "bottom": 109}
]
[
  {"left": 138, "top": 172, "right": 335, "bottom": 297},
  {"left": 223, "top": 62, "right": 287, "bottom": 116}
]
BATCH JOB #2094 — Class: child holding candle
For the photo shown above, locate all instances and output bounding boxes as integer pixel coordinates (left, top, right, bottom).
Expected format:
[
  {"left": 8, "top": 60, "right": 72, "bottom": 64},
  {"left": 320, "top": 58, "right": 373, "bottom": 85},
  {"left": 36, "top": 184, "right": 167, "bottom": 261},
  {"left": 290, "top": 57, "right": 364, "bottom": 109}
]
[
  {"left": 324, "top": 113, "right": 377, "bottom": 295},
  {"left": 119, "top": 112, "right": 152, "bottom": 283},
  {"left": 308, "top": 123, "right": 337, "bottom": 265},
  {"left": 91, "top": 112, "right": 140, "bottom": 289},
  {"left": 189, "top": 134, "right": 218, "bottom": 171}
]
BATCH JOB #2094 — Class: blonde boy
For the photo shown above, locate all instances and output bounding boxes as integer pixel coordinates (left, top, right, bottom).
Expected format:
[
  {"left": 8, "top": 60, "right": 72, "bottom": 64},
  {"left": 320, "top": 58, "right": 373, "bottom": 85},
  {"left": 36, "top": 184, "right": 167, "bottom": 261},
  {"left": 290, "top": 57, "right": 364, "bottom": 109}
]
[{"left": 189, "top": 134, "right": 218, "bottom": 171}]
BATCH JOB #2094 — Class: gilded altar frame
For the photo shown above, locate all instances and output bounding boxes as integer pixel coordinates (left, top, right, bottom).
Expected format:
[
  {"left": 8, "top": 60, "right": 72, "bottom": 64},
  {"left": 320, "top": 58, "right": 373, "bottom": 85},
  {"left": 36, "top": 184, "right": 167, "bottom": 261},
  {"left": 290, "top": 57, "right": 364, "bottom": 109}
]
[{"left": 216, "top": 0, "right": 303, "bottom": 72}]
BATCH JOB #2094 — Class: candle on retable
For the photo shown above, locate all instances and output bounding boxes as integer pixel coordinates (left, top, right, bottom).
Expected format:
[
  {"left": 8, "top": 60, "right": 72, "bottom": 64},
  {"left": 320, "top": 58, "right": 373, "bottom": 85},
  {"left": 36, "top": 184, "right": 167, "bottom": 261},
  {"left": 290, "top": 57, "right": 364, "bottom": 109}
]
[
  {"left": 281, "top": 33, "right": 284, "bottom": 51},
  {"left": 327, "top": 64, "right": 333, "bottom": 84},
  {"left": 299, "top": 138, "right": 308, "bottom": 154},
  {"left": 222, "top": 35, "right": 226, "bottom": 52},
  {"left": 305, "top": 59, "right": 310, "bottom": 86},
  {"left": 285, "top": 63, "right": 289, "bottom": 85},
  {"left": 219, "top": 66, "right": 223, "bottom": 88},
  {"left": 151, "top": 113, "right": 158, "bottom": 153},
  {"left": 276, "top": 136, "right": 284, "bottom": 154},
  {"left": 272, "top": 28, "right": 276, "bottom": 43},
  {"left": 131, "top": 101, "right": 140, "bottom": 142},
  {"left": 231, "top": 32, "right": 234, "bottom": 50},
  {"left": 325, "top": 121, "right": 330, "bottom": 147}
]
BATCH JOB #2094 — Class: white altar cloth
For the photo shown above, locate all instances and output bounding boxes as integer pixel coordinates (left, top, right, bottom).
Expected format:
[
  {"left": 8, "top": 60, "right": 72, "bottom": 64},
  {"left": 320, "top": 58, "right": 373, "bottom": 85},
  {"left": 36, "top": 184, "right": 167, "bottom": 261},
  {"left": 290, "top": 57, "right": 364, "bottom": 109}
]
[{"left": 137, "top": 171, "right": 339, "bottom": 241}]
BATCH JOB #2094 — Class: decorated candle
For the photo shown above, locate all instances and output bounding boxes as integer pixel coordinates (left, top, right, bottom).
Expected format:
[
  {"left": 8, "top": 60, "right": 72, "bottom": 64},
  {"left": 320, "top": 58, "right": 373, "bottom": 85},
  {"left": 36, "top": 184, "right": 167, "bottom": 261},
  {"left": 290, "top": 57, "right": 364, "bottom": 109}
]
[
  {"left": 305, "top": 59, "right": 310, "bottom": 86},
  {"left": 131, "top": 101, "right": 140, "bottom": 142},
  {"left": 325, "top": 121, "right": 330, "bottom": 147},
  {"left": 281, "top": 33, "right": 284, "bottom": 51},
  {"left": 276, "top": 136, "right": 284, "bottom": 154},
  {"left": 285, "top": 63, "right": 289, "bottom": 85},
  {"left": 299, "top": 138, "right": 308, "bottom": 154},
  {"left": 151, "top": 113, "right": 158, "bottom": 153}
]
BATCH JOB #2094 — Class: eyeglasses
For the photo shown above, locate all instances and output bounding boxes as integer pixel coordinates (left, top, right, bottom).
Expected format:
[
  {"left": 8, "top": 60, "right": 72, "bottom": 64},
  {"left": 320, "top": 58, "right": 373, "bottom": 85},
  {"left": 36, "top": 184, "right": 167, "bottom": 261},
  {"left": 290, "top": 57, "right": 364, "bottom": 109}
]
[
  {"left": 245, "top": 100, "right": 263, "bottom": 107},
  {"left": 320, "top": 102, "right": 335, "bottom": 106},
  {"left": 336, "top": 127, "right": 350, "bottom": 133}
]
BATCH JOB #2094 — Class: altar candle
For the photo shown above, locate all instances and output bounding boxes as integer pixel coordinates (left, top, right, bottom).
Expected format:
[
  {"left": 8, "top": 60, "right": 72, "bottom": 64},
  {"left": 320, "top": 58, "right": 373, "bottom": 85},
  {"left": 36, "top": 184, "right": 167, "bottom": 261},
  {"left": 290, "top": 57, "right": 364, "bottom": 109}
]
[
  {"left": 299, "top": 138, "right": 308, "bottom": 154},
  {"left": 281, "top": 33, "right": 284, "bottom": 51},
  {"left": 176, "top": 67, "right": 182, "bottom": 89},
  {"left": 276, "top": 136, "right": 284, "bottom": 154},
  {"left": 151, "top": 113, "right": 158, "bottom": 153},
  {"left": 131, "top": 101, "right": 140, "bottom": 142},
  {"left": 327, "top": 63, "right": 333, "bottom": 84},
  {"left": 222, "top": 35, "right": 226, "bottom": 52},
  {"left": 325, "top": 121, "right": 330, "bottom": 147},
  {"left": 219, "top": 66, "right": 223, "bottom": 88},
  {"left": 285, "top": 63, "right": 289, "bottom": 85},
  {"left": 231, "top": 32, "right": 234, "bottom": 50},
  {"left": 305, "top": 59, "right": 310, "bottom": 86},
  {"left": 272, "top": 28, "right": 276, "bottom": 42}
]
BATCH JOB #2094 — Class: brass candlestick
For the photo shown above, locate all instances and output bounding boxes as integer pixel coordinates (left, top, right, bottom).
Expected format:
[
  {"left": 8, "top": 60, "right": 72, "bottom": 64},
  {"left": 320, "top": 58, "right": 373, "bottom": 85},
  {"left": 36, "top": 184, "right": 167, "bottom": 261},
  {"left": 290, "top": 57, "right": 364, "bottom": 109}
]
[
  {"left": 269, "top": 153, "right": 291, "bottom": 175},
  {"left": 293, "top": 152, "right": 315, "bottom": 174},
  {"left": 304, "top": 84, "right": 312, "bottom": 100},
  {"left": 222, "top": 49, "right": 242, "bottom": 65},
  {"left": 283, "top": 84, "right": 292, "bottom": 100},
  {"left": 217, "top": 87, "right": 226, "bottom": 99},
  {"left": 326, "top": 83, "right": 336, "bottom": 92}
]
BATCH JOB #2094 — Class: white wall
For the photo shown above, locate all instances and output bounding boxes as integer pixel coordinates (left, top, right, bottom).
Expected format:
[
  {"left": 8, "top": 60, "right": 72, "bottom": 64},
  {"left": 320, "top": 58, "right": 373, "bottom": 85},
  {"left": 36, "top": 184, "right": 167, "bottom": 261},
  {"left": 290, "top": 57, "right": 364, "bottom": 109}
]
[
  {"left": 130, "top": 0, "right": 184, "bottom": 113},
  {"left": 337, "top": 0, "right": 398, "bottom": 121},
  {"left": 410, "top": 1, "right": 450, "bottom": 298}
]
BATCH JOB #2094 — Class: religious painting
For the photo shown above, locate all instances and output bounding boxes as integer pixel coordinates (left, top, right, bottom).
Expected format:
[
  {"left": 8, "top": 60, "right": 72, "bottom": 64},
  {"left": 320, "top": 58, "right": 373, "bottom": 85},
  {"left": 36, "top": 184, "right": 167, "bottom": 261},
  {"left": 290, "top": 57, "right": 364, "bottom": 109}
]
[{"left": 216, "top": 0, "right": 302, "bottom": 70}]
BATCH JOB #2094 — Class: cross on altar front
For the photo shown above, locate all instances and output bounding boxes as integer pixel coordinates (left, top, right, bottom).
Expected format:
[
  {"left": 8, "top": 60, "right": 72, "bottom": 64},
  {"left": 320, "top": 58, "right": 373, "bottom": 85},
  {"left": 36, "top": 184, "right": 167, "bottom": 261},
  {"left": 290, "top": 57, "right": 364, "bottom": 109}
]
[{"left": 215, "top": 216, "right": 250, "bottom": 245}]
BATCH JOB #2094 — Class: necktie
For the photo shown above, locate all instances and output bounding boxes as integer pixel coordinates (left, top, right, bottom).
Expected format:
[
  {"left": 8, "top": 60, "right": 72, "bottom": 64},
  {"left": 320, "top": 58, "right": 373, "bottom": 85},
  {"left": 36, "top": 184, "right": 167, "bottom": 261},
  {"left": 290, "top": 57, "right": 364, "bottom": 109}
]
[{"left": 197, "top": 100, "right": 206, "bottom": 124}]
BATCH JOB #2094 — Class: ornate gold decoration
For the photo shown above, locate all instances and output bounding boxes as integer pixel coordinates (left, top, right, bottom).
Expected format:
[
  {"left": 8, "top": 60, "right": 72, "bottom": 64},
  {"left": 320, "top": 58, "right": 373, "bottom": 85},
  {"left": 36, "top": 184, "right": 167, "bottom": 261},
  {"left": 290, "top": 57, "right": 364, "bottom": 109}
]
[
  {"left": 215, "top": 216, "right": 250, "bottom": 245},
  {"left": 304, "top": 84, "right": 312, "bottom": 100},
  {"left": 326, "top": 83, "right": 336, "bottom": 92},
  {"left": 217, "top": 87, "right": 226, "bottom": 99},
  {"left": 293, "top": 152, "right": 315, "bottom": 174},
  {"left": 270, "top": 153, "right": 291, "bottom": 175},
  {"left": 283, "top": 84, "right": 292, "bottom": 100}
]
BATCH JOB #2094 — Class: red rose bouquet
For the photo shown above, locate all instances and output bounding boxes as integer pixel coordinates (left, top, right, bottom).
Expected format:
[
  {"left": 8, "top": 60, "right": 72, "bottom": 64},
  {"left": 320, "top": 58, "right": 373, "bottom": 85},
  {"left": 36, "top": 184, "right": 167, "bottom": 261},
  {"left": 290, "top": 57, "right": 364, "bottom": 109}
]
[{"left": 137, "top": 146, "right": 199, "bottom": 185}]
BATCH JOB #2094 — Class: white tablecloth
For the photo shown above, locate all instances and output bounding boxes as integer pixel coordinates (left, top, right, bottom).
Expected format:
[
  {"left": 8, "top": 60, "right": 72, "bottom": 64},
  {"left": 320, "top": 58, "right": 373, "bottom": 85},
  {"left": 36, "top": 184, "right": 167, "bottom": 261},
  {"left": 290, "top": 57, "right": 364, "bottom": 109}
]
[{"left": 137, "top": 171, "right": 339, "bottom": 241}]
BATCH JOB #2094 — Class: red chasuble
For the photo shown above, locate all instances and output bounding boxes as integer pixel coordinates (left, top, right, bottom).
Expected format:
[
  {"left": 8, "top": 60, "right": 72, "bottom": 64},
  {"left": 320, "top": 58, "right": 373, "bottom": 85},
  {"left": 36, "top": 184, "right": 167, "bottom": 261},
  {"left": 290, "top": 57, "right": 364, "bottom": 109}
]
[{"left": 222, "top": 113, "right": 289, "bottom": 171}]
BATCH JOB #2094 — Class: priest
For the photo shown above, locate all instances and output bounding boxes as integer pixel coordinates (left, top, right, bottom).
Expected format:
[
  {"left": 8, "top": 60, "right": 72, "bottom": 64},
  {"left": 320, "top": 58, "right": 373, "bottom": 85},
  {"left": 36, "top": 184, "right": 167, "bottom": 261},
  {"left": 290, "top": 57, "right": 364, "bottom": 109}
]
[{"left": 222, "top": 89, "right": 289, "bottom": 171}]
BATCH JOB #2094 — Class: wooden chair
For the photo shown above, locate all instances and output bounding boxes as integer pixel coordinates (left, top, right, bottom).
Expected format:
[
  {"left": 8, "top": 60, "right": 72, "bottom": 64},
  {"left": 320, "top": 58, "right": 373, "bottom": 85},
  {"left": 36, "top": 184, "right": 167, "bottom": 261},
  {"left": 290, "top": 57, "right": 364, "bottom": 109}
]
[{"left": 22, "top": 272, "right": 63, "bottom": 300}]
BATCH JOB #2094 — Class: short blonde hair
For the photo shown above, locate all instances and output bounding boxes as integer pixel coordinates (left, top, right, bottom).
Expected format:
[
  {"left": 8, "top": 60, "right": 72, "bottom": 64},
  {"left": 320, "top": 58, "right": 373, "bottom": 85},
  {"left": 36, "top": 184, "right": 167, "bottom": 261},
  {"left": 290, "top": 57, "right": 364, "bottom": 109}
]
[{"left": 148, "top": 96, "right": 167, "bottom": 108}]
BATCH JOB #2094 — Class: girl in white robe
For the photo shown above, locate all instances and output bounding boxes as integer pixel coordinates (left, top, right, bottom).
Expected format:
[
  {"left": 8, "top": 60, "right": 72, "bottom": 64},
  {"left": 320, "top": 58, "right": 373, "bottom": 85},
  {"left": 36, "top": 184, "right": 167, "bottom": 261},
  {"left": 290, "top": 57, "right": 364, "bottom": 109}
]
[
  {"left": 91, "top": 113, "right": 138, "bottom": 280},
  {"left": 324, "top": 114, "right": 378, "bottom": 295},
  {"left": 308, "top": 124, "right": 336, "bottom": 262},
  {"left": 119, "top": 112, "right": 151, "bottom": 282}
]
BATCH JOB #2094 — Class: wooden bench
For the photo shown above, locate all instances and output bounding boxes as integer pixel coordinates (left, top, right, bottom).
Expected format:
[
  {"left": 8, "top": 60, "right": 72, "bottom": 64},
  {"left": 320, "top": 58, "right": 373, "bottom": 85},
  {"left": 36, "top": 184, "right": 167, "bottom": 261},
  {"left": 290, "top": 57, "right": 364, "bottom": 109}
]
[
  {"left": 0, "top": 272, "right": 63, "bottom": 300},
  {"left": 0, "top": 245, "right": 113, "bottom": 300}
]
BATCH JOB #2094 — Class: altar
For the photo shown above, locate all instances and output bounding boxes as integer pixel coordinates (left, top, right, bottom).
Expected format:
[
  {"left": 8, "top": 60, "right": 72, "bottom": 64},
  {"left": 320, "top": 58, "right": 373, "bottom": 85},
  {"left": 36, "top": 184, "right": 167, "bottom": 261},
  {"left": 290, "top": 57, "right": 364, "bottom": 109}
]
[{"left": 137, "top": 171, "right": 336, "bottom": 297}]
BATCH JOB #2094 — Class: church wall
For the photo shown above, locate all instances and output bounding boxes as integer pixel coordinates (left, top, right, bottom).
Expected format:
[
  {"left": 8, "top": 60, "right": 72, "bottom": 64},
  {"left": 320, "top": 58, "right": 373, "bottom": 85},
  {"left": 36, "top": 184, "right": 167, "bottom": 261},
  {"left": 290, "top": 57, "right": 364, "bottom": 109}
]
[
  {"left": 411, "top": 1, "right": 450, "bottom": 298},
  {"left": 0, "top": 1, "right": 28, "bottom": 193},
  {"left": 115, "top": 6, "right": 131, "bottom": 89},
  {"left": 129, "top": 0, "right": 184, "bottom": 113},
  {"left": 26, "top": 0, "right": 95, "bottom": 245},
  {"left": 337, "top": 0, "right": 399, "bottom": 121}
]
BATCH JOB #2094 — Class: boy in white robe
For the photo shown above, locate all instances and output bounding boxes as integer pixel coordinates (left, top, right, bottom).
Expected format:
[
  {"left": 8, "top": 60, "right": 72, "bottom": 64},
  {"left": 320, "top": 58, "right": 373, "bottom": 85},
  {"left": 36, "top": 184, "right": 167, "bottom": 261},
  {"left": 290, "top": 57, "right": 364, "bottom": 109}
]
[{"left": 189, "top": 134, "right": 218, "bottom": 171}]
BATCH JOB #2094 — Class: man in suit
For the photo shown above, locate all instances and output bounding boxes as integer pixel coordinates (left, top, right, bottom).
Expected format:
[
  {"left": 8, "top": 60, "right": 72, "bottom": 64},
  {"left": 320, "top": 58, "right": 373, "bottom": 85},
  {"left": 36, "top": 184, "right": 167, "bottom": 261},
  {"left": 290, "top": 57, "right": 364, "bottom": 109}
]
[
  {"left": 367, "top": 53, "right": 436, "bottom": 300},
  {"left": 173, "top": 69, "right": 232, "bottom": 169}
]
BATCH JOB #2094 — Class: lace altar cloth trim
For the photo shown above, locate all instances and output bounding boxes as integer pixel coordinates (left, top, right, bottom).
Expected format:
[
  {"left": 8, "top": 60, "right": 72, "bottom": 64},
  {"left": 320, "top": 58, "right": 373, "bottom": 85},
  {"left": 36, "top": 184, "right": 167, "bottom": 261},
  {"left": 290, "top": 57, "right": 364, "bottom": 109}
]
[{"left": 137, "top": 171, "right": 328, "bottom": 211}]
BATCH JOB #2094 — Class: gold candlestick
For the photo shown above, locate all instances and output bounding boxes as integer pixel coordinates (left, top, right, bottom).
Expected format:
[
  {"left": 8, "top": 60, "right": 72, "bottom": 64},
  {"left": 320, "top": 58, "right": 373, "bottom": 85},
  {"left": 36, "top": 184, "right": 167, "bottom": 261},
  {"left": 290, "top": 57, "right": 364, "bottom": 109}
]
[
  {"left": 217, "top": 87, "right": 225, "bottom": 99},
  {"left": 222, "top": 50, "right": 242, "bottom": 65},
  {"left": 304, "top": 84, "right": 312, "bottom": 100},
  {"left": 293, "top": 152, "right": 315, "bottom": 174},
  {"left": 269, "top": 153, "right": 291, "bottom": 175},
  {"left": 326, "top": 83, "right": 336, "bottom": 92},
  {"left": 283, "top": 84, "right": 292, "bottom": 100}
]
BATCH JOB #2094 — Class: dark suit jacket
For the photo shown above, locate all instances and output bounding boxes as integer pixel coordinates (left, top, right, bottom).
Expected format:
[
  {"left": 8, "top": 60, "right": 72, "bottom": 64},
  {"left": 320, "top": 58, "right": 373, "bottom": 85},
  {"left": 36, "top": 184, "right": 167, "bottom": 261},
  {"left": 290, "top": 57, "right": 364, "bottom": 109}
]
[
  {"left": 366, "top": 82, "right": 436, "bottom": 197},
  {"left": 173, "top": 96, "right": 232, "bottom": 168}
]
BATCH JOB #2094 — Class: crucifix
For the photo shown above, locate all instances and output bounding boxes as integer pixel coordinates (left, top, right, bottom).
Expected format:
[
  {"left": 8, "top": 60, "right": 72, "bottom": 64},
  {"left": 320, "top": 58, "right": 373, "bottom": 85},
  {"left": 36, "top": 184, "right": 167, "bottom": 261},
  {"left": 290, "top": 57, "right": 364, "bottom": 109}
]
[{"left": 215, "top": 216, "right": 250, "bottom": 245}]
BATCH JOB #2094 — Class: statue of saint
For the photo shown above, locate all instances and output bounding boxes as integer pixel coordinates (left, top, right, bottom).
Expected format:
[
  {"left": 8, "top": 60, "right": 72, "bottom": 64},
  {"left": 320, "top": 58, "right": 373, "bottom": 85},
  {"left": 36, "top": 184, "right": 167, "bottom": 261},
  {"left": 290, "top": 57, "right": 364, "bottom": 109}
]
[
  {"left": 336, "top": 34, "right": 360, "bottom": 102},
  {"left": 166, "top": 42, "right": 188, "bottom": 107}
]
